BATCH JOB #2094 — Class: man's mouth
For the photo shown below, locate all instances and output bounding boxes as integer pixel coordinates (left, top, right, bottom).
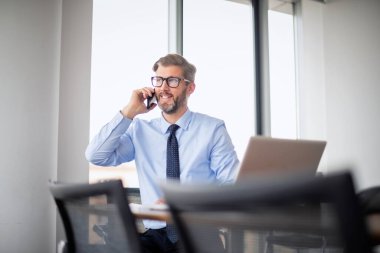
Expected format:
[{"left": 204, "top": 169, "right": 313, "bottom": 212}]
[{"left": 160, "top": 93, "right": 173, "bottom": 99}]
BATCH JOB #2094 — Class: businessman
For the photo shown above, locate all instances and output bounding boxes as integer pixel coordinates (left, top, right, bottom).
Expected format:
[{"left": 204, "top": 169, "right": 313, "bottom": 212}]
[{"left": 86, "top": 53, "right": 239, "bottom": 253}]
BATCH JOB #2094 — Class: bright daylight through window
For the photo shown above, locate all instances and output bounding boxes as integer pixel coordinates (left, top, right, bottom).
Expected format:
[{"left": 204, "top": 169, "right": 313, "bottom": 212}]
[
  {"left": 90, "top": 0, "right": 168, "bottom": 186},
  {"left": 90, "top": 0, "right": 297, "bottom": 187},
  {"left": 268, "top": 5, "right": 297, "bottom": 139}
]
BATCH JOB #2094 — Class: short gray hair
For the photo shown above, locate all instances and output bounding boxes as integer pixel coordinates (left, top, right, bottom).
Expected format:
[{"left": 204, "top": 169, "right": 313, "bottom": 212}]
[{"left": 152, "top": 54, "right": 196, "bottom": 82}]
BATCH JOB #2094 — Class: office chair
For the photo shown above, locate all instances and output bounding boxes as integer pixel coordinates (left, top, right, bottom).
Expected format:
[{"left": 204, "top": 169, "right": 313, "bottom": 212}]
[
  {"left": 122, "top": 187, "right": 146, "bottom": 233},
  {"left": 262, "top": 172, "right": 327, "bottom": 253},
  {"left": 358, "top": 186, "right": 380, "bottom": 215},
  {"left": 162, "top": 171, "right": 373, "bottom": 253},
  {"left": 50, "top": 179, "right": 143, "bottom": 253},
  {"left": 358, "top": 186, "right": 380, "bottom": 246},
  {"left": 124, "top": 187, "right": 141, "bottom": 205}
]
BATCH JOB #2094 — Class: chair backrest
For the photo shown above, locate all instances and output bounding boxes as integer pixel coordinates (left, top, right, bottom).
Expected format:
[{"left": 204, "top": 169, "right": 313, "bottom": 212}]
[
  {"left": 358, "top": 186, "right": 380, "bottom": 215},
  {"left": 50, "top": 180, "right": 143, "bottom": 253},
  {"left": 124, "top": 187, "right": 141, "bottom": 205},
  {"left": 162, "top": 171, "right": 372, "bottom": 253}
]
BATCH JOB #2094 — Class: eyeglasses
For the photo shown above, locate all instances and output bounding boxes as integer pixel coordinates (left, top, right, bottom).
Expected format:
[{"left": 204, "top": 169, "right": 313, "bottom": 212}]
[{"left": 151, "top": 76, "right": 191, "bottom": 88}]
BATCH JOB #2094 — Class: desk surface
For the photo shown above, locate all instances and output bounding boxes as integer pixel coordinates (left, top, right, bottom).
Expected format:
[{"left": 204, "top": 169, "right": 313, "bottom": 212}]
[
  {"left": 131, "top": 206, "right": 380, "bottom": 246},
  {"left": 129, "top": 203, "right": 171, "bottom": 222},
  {"left": 132, "top": 209, "right": 171, "bottom": 221}
]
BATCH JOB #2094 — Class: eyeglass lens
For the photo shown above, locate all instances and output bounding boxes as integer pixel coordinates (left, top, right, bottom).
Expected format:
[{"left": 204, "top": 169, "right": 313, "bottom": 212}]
[{"left": 152, "top": 77, "right": 180, "bottom": 87}]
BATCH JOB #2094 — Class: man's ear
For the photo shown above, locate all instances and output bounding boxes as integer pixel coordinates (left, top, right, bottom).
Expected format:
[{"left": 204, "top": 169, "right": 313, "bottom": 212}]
[{"left": 187, "top": 82, "right": 196, "bottom": 96}]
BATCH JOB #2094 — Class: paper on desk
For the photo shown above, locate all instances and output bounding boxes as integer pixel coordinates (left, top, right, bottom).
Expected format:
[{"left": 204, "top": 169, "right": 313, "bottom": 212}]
[{"left": 129, "top": 203, "right": 169, "bottom": 212}]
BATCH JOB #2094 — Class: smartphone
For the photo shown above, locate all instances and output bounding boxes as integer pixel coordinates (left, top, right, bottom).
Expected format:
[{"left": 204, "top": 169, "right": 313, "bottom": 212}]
[{"left": 146, "top": 92, "right": 157, "bottom": 109}]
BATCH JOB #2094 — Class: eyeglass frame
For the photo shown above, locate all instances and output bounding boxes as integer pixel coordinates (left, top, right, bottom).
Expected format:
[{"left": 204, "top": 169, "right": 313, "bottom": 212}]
[{"left": 151, "top": 76, "right": 191, "bottom": 88}]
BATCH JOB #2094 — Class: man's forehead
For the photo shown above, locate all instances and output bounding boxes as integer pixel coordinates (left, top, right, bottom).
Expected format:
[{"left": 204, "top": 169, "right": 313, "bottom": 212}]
[{"left": 156, "top": 65, "right": 183, "bottom": 75}]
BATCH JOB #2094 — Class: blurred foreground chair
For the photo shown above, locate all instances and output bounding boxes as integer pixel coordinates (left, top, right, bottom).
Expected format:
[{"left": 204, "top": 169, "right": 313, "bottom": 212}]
[
  {"left": 50, "top": 179, "right": 143, "bottom": 253},
  {"left": 162, "top": 171, "right": 373, "bottom": 253},
  {"left": 358, "top": 185, "right": 380, "bottom": 246}
]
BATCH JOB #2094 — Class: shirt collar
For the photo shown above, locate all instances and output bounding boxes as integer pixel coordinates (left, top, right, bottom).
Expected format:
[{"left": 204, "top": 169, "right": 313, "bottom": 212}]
[{"left": 160, "top": 109, "right": 193, "bottom": 134}]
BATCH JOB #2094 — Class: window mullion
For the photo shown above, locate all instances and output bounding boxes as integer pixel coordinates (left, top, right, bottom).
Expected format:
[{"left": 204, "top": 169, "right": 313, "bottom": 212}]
[{"left": 168, "top": 0, "right": 183, "bottom": 54}]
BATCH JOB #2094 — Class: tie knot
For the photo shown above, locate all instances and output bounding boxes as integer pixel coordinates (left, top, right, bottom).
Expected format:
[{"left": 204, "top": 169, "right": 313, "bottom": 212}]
[{"left": 168, "top": 124, "right": 179, "bottom": 135}]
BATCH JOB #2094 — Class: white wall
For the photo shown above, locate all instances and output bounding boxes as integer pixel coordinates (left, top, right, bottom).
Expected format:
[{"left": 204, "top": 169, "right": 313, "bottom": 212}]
[
  {"left": 56, "top": 0, "right": 93, "bottom": 242},
  {"left": 58, "top": 1, "right": 92, "bottom": 184},
  {"left": 323, "top": 0, "right": 380, "bottom": 189},
  {"left": 0, "top": 0, "right": 92, "bottom": 252},
  {"left": 299, "top": 0, "right": 380, "bottom": 190},
  {"left": 0, "top": 0, "right": 61, "bottom": 252}
]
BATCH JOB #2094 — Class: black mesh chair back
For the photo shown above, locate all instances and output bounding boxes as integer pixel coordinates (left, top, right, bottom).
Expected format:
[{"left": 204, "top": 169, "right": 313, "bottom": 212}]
[
  {"left": 162, "top": 171, "right": 372, "bottom": 253},
  {"left": 50, "top": 180, "right": 143, "bottom": 253}
]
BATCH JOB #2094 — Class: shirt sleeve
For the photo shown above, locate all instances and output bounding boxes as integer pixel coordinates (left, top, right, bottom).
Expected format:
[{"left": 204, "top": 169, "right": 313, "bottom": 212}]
[
  {"left": 209, "top": 122, "right": 240, "bottom": 184},
  {"left": 85, "top": 112, "right": 135, "bottom": 166}
]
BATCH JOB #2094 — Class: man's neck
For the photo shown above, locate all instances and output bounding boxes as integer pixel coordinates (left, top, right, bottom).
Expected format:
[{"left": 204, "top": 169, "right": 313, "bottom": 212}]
[{"left": 162, "top": 107, "right": 188, "bottom": 124}]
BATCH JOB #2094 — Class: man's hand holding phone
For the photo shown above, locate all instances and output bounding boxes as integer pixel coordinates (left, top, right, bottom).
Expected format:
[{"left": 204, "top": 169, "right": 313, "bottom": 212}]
[{"left": 121, "top": 87, "right": 157, "bottom": 119}]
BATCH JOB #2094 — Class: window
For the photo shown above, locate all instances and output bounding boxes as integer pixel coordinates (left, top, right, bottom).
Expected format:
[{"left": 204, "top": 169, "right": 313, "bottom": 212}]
[
  {"left": 183, "top": 0, "right": 255, "bottom": 159},
  {"left": 90, "top": 0, "right": 168, "bottom": 186},
  {"left": 89, "top": 0, "right": 298, "bottom": 186},
  {"left": 268, "top": 1, "right": 298, "bottom": 138}
]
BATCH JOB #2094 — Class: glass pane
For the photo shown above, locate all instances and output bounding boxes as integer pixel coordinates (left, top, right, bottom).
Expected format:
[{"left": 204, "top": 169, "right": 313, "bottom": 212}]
[
  {"left": 268, "top": 6, "right": 297, "bottom": 139},
  {"left": 183, "top": 0, "right": 255, "bottom": 160},
  {"left": 90, "top": 0, "right": 168, "bottom": 186}
]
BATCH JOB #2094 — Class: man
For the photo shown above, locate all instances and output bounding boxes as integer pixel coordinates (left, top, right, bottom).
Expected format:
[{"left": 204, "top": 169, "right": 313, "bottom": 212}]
[{"left": 86, "top": 54, "right": 239, "bottom": 253}]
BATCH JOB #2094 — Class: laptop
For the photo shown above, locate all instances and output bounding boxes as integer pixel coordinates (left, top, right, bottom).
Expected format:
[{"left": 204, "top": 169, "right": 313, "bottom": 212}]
[{"left": 236, "top": 136, "right": 327, "bottom": 180}]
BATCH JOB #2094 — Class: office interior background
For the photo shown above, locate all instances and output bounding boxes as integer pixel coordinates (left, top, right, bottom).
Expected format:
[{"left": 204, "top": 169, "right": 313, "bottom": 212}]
[{"left": 1, "top": 0, "right": 379, "bottom": 252}]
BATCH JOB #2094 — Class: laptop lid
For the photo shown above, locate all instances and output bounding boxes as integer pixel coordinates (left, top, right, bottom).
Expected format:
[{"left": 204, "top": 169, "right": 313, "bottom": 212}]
[{"left": 236, "top": 136, "right": 327, "bottom": 180}]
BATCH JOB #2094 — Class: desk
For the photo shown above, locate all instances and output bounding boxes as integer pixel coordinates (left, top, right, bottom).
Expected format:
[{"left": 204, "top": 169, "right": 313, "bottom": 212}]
[
  {"left": 129, "top": 203, "right": 171, "bottom": 222},
  {"left": 131, "top": 207, "right": 380, "bottom": 252},
  {"left": 131, "top": 206, "right": 380, "bottom": 240}
]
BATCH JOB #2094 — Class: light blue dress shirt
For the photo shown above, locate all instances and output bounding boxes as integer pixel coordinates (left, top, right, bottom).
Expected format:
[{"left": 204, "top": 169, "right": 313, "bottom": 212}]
[{"left": 85, "top": 109, "right": 239, "bottom": 229}]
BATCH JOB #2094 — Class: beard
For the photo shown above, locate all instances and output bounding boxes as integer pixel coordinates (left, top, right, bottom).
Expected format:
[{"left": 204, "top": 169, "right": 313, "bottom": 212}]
[{"left": 158, "top": 88, "right": 187, "bottom": 114}]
